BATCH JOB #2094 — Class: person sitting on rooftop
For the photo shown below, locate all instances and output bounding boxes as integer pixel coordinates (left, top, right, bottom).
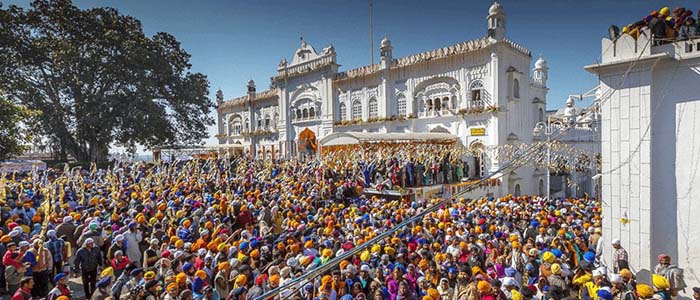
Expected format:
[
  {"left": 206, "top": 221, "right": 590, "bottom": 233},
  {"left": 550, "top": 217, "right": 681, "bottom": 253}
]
[{"left": 679, "top": 17, "right": 699, "bottom": 40}]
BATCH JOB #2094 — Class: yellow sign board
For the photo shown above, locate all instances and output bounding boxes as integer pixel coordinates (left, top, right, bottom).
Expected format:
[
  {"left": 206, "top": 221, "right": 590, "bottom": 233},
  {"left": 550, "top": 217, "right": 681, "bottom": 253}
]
[{"left": 470, "top": 127, "right": 486, "bottom": 136}]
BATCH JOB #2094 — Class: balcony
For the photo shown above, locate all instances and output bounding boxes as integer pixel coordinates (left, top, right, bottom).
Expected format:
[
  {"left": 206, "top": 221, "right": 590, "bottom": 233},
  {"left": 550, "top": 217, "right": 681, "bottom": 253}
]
[{"left": 291, "top": 115, "right": 320, "bottom": 124}]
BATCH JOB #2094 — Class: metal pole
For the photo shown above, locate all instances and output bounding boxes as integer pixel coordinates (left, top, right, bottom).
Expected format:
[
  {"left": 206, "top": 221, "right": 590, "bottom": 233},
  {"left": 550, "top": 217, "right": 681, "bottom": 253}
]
[{"left": 546, "top": 131, "right": 551, "bottom": 201}]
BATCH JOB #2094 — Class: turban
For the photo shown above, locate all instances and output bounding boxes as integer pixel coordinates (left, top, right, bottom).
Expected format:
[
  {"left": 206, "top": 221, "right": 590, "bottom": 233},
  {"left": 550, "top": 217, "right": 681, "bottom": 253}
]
[
  {"left": 176, "top": 273, "right": 187, "bottom": 284},
  {"left": 551, "top": 263, "right": 561, "bottom": 275},
  {"left": 597, "top": 287, "right": 613, "bottom": 300},
  {"left": 144, "top": 271, "right": 156, "bottom": 280},
  {"left": 652, "top": 274, "right": 670, "bottom": 289},
  {"left": 269, "top": 274, "right": 280, "bottom": 286},
  {"left": 235, "top": 274, "right": 247, "bottom": 286},
  {"left": 542, "top": 251, "right": 555, "bottom": 264},
  {"left": 340, "top": 260, "right": 350, "bottom": 272},
  {"left": 477, "top": 280, "right": 492, "bottom": 293},
  {"left": 428, "top": 288, "right": 440, "bottom": 300},
  {"left": 360, "top": 250, "right": 370, "bottom": 262},
  {"left": 322, "top": 248, "right": 332, "bottom": 258},
  {"left": 195, "top": 270, "right": 207, "bottom": 280},
  {"left": 167, "top": 283, "right": 178, "bottom": 292},
  {"left": 218, "top": 262, "right": 229, "bottom": 271},
  {"left": 620, "top": 269, "right": 633, "bottom": 280},
  {"left": 101, "top": 267, "right": 115, "bottom": 280},
  {"left": 636, "top": 284, "right": 654, "bottom": 298},
  {"left": 384, "top": 246, "right": 396, "bottom": 257}
]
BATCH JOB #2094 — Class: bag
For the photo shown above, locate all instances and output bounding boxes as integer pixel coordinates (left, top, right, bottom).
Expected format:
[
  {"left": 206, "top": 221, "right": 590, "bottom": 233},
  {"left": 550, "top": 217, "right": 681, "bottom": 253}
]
[{"left": 665, "top": 267, "right": 687, "bottom": 292}]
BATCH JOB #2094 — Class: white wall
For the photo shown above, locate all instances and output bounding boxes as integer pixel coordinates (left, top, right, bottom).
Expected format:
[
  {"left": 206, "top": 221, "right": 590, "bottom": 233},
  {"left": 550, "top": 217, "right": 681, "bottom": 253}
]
[{"left": 590, "top": 35, "right": 700, "bottom": 290}]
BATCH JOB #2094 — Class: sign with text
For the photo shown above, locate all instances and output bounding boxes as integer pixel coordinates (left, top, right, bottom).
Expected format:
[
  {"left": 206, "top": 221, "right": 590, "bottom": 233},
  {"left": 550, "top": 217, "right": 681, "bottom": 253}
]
[{"left": 470, "top": 127, "right": 486, "bottom": 136}]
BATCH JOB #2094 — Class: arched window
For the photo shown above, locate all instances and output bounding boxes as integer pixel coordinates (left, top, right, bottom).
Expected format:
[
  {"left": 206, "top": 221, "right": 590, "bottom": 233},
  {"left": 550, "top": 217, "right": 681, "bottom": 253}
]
[
  {"left": 451, "top": 95, "right": 457, "bottom": 109},
  {"left": 302, "top": 108, "right": 309, "bottom": 119},
  {"left": 425, "top": 99, "right": 432, "bottom": 112},
  {"left": 470, "top": 80, "right": 484, "bottom": 108},
  {"left": 244, "top": 118, "right": 249, "bottom": 132},
  {"left": 538, "top": 108, "right": 544, "bottom": 122},
  {"left": 434, "top": 98, "right": 441, "bottom": 111},
  {"left": 264, "top": 114, "right": 270, "bottom": 130},
  {"left": 309, "top": 107, "right": 315, "bottom": 119},
  {"left": 228, "top": 116, "right": 242, "bottom": 135},
  {"left": 296, "top": 109, "right": 302, "bottom": 120},
  {"left": 368, "top": 98, "right": 378, "bottom": 118},
  {"left": 339, "top": 103, "right": 347, "bottom": 121},
  {"left": 397, "top": 94, "right": 407, "bottom": 116},
  {"left": 513, "top": 78, "right": 520, "bottom": 99},
  {"left": 442, "top": 97, "right": 450, "bottom": 110},
  {"left": 515, "top": 184, "right": 521, "bottom": 197},
  {"left": 352, "top": 100, "right": 362, "bottom": 120}
]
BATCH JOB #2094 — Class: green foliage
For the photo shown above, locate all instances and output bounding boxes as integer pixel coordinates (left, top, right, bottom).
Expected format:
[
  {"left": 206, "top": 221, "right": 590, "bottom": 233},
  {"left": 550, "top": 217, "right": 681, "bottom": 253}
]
[
  {"left": 0, "top": 96, "right": 40, "bottom": 160},
  {"left": 0, "top": 0, "right": 214, "bottom": 163}
]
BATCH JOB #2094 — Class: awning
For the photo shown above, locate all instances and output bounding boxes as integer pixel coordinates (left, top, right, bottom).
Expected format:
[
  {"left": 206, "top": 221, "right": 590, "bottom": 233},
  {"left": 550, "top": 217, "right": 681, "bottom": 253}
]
[{"left": 320, "top": 131, "right": 458, "bottom": 146}]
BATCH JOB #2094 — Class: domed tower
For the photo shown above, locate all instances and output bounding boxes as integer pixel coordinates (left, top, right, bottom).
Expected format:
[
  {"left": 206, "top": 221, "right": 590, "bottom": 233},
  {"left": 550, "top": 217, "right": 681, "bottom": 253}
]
[
  {"left": 487, "top": 1, "right": 506, "bottom": 41},
  {"left": 380, "top": 35, "right": 393, "bottom": 69},
  {"left": 533, "top": 56, "right": 548, "bottom": 87}
]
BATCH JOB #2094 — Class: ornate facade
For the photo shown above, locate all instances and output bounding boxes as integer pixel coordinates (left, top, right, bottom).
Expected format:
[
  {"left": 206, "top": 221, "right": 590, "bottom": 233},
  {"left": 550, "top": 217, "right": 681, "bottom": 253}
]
[{"left": 217, "top": 2, "right": 549, "bottom": 196}]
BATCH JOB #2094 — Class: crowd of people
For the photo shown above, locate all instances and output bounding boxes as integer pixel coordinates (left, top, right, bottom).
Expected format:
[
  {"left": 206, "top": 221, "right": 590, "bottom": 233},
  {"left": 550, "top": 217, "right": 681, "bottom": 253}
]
[
  {"left": 320, "top": 142, "right": 471, "bottom": 191},
  {"left": 0, "top": 152, "right": 694, "bottom": 300},
  {"left": 620, "top": 6, "right": 699, "bottom": 42}
]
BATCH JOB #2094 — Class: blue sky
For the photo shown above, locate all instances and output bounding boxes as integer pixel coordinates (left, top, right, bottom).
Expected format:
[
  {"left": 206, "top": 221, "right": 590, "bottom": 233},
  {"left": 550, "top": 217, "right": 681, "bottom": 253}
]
[{"left": 6, "top": 0, "right": 700, "bottom": 145}]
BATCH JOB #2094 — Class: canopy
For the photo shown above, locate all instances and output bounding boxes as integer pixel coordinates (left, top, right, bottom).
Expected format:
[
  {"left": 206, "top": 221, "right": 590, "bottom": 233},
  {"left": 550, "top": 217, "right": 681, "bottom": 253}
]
[{"left": 320, "top": 131, "right": 458, "bottom": 147}]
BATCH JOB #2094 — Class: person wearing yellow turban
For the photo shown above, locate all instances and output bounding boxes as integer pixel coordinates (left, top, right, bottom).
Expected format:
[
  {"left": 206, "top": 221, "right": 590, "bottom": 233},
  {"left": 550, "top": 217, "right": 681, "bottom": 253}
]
[
  {"left": 477, "top": 280, "right": 492, "bottom": 294},
  {"left": 542, "top": 251, "right": 556, "bottom": 264},
  {"left": 166, "top": 283, "right": 179, "bottom": 299},
  {"left": 339, "top": 260, "right": 350, "bottom": 272},
  {"left": 384, "top": 246, "right": 396, "bottom": 257},
  {"left": 234, "top": 274, "right": 247, "bottom": 288},
  {"left": 360, "top": 250, "right": 370, "bottom": 262},
  {"left": 250, "top": 249, "right": 260, "bottom": 259},
  {"left": 652, "top": 274, "right": 670, "bottom": 291},
  {"left": 269, "top": 274, "right": 280, "bottom": 288},
  {"left": 427, "top": 288, "right": 440, "bottom": 300},
  {"left": 144, "top": 271, "right": 156, "bottom": 281},
  {"left": 637, "top": 284, "right": 654, "bottom": 299}
]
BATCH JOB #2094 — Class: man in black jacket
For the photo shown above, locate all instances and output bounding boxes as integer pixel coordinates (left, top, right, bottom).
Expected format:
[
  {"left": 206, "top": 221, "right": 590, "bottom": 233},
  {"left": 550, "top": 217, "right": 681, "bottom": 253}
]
[{"left": 73, "top": 238, "right": 103, "bottom": 298}]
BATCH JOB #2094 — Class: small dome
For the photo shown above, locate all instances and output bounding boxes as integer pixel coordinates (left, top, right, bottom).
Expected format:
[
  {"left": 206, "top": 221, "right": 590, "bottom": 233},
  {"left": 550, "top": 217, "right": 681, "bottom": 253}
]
[
  {"left": 566, "top": 96, "right": 575, "bottom": 107},
  {"left": 380, "top": 36, "right": 391, "bottom": 48},
  {"left": 489, "top": 1, "right": 503, "bottom": 15},
  {"left": 535, "top": 56, "right": 547, "bottom": 69}
]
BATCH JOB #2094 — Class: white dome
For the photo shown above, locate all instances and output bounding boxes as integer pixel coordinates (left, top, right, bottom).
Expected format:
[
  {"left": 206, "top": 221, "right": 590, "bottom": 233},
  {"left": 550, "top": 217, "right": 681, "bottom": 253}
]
[
  {"left": 489, "top": 1, "right": 503, "bottom": 15},
  {"left": 535, "top": 56, "right": 547, "bottom": 69},
  {"left": 380, "top": 36, "right": 391, "bottom": 48}
]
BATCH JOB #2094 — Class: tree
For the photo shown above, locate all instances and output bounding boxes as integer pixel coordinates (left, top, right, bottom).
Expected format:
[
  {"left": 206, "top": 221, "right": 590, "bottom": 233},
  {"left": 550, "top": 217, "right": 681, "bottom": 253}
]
[
  {"left": 0, "top": 96, "right": 40, "bottom": 160},
  {"left": 0, "top": 0, "right": 213, "bottom": 163}
]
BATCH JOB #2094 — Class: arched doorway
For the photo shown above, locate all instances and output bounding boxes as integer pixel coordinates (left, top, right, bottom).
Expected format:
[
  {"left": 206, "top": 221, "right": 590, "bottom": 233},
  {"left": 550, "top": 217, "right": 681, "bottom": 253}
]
[
  {"left": 469, "top": 141, "right": 486, "bottom": 179},
  {"left": 514, "top": 184, "right": 521, "bottom": 197},
  {"left": 298, "top": 128, "right": 318, "bottom": 157}
]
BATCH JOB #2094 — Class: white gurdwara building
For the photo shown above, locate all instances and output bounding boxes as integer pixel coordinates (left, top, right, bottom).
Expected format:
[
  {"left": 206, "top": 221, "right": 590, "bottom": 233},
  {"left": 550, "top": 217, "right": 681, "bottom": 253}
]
[
  {"left": 586, "top": 30, "right": 700, "bottom": 288},
  {"left": 217, "top": 2, "right": 550, "bottom": 196}
]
